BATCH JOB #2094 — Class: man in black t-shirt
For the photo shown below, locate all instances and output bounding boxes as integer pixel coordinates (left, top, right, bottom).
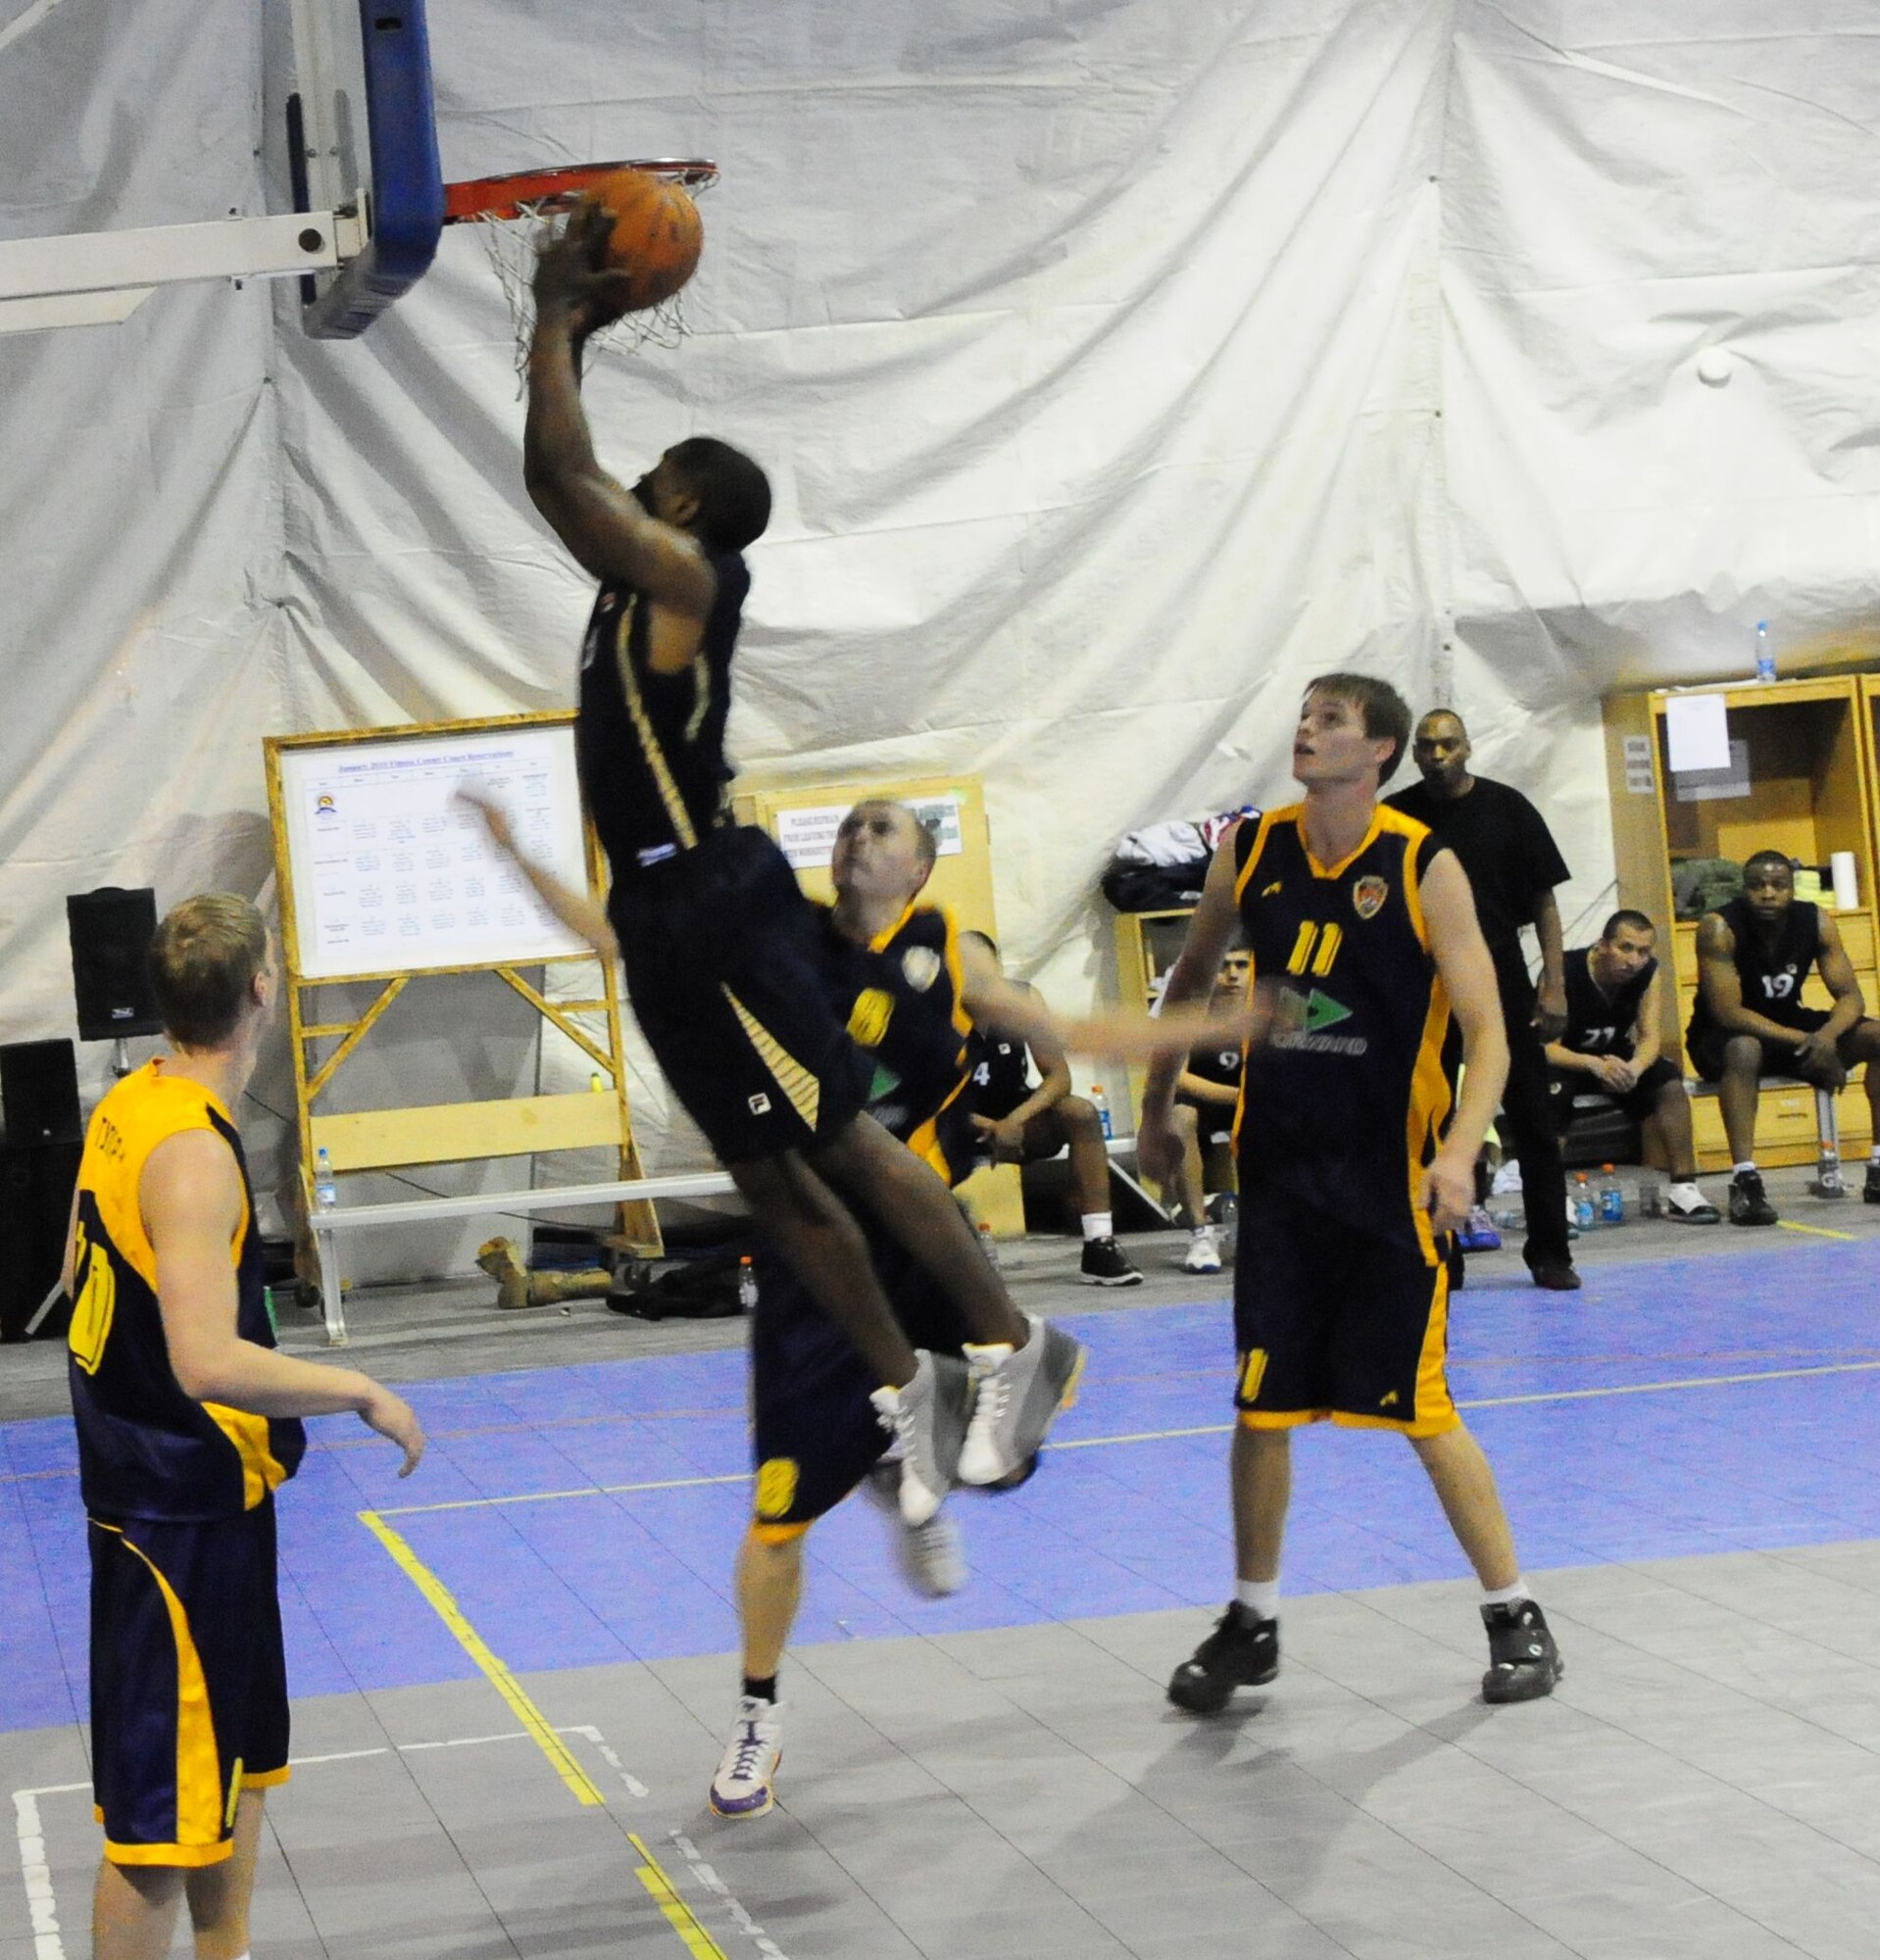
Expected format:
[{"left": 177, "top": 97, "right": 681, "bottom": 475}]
[
  {"left": 1687, "top": 850, "right": 1880, "bottom": 1224},
  {"left": 1545, "top": 909, "right": 1719, "bottom": 1223},
  {"left": 1388, "top": 710, "right": 1577, "bottom": 1290}
]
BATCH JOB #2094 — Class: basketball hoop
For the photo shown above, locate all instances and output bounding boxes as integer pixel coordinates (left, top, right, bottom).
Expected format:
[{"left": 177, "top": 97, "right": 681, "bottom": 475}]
[{"left": 444, "top": 159, "right": 718, "bottom": 381}]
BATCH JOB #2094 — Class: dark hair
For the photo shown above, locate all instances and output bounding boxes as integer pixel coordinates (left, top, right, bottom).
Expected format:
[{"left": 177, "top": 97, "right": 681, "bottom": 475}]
[
  {"left": 1306, "top": 672, "right": 1413, "bottom": 781},
  {"left": 1600, "top": 908, "right": 1656, "bottom": 943},
  {"left": 668, "top": 436, "right": 771, "bottom": 553},
  {"left": 1743, "top": 850, "right": 1795, "bottom": 881},
  {"left": 149, "top": 894, "right": 267, "bottom": 1049}
]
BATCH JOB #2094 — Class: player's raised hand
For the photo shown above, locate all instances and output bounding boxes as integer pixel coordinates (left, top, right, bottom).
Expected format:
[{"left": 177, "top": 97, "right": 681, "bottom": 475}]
[
  {"left": 454, "top": 785, "right": 516, "bottom": 856},
  {"left": 533, "top": 203, "right": 636, "bottom": 338}
]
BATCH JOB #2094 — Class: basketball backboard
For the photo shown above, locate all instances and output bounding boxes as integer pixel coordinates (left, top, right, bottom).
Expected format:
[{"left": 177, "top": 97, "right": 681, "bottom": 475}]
[{"left": 0, "top": 0, "right": 441, "bottom": 339}]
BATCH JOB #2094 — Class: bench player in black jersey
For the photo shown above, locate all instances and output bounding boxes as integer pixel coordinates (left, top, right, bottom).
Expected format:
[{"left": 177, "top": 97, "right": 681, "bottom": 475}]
[
  {"left": 522, "top": 213, "right": 1083, "bottom": 1519},
  {"left": 63, "top": 896, "right": 423, "bottom": 1960},
  {"left": 958, "top": 933, "right": 1143, "bottom": 1287},
  {"left": 1686, "top": 850, "right": 1880, "bottom": 1224},
  {"left": 1545, "top": 908, "right": 1719, "bottom": 1223},
  {"left": 1139, "top": 674, "right": 1562, "bottom": 1712},
  {"left": 1161, "top": 943, "right": 1252, "bottom": 1275}
]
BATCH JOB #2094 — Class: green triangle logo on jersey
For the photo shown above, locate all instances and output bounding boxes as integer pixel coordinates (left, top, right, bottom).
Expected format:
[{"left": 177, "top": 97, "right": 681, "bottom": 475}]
[{"left": 1304, "top": 990, "right": 1352, "bottom": 1032}]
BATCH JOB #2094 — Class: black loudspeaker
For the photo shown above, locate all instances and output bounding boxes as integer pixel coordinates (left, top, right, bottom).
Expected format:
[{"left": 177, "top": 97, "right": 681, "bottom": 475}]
[
  {"left": 0, "top": 1039, "right": 82, "bottom": 1146},
  {"left": 67, "top": 886, "right": 163, "bottom": 1042},
  {"left": 0, "top": 1138, "right": 81, "bottom": 1341}
]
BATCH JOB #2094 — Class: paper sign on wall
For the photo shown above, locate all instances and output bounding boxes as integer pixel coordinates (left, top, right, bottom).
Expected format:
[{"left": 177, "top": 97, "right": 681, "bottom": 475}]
[
  {"left": 1664, "top": 694, "right": 1732, "bottom": 773},
  {"left": 1672, "top": 738, "right": 1752, "bottom": 804},
  {"left": 775, "top": 794, "right": 965, "bottom": 871},
  {"left": 1621, "top": 733, "right": 1655, "bottom": 796}
]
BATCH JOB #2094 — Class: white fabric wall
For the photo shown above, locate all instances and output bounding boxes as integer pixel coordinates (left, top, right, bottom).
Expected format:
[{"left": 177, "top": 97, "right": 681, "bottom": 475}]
[{"left": 5, "top": 0, "right": 1880, "bottom": 1244}]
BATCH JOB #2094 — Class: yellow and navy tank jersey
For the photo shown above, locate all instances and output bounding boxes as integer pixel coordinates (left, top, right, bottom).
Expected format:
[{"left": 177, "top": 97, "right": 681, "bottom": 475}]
[
  {"left": 575, "top": 547, "right": 751, "bottom": 876},
  {"left": 820, "top": 901, "right": 977, "bottom": 1187},
  {"left": 68, "top": 1061, "right": 305, "bottom": 1523},
  {"left": 1234, "top": 806, "right": 1456, "bottom": 1247}
]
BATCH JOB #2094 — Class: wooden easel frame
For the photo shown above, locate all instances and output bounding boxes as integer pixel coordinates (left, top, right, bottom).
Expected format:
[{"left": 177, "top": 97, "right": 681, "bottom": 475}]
[{"left": 264, "top": 711, "right": 660, "bottom": 1254}]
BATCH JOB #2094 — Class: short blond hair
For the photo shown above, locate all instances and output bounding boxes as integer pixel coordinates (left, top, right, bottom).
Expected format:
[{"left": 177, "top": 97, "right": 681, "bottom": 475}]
[{"left": 149, "top": 895, "right": 268, "bottom": 1049}]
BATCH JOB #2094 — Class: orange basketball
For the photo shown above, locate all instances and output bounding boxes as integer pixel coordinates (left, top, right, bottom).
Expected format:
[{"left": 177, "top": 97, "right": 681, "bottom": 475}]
[{"left": 582, "top": 168, "right": 703, "bottom": 313}]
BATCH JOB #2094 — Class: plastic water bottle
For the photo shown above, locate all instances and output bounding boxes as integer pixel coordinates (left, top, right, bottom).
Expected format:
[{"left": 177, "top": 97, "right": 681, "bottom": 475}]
[
  {"left": 1597, "top": 1163, "right": 1624, "bottom": 1226},
  {"left": 737, "top": 1255, "right": 758, "bottom": 1313},
  {"left": 314, "top": 1147, "right": 337, "bottom": 1212},
  {"left": 1572, "top": 1172, "right": 1597, "bottom": 1231},
  {"left": 1754, "top": 619, "right": 1776, "bottom": 684},
  {"left": 977, "top": 1220, "right": 1003, "bottom": 1269},
  {"left": 1090, "top": 1085, "right": 1113, "bottom": 1139},
  {"left": 1637, "top": 1173, "right": 1662, "bottom": 1220}
]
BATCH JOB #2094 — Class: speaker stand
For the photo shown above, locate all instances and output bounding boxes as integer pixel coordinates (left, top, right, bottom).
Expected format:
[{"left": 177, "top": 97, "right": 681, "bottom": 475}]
[{"left": 112, "top": 1037, "right": 132, "bottom": 1079}]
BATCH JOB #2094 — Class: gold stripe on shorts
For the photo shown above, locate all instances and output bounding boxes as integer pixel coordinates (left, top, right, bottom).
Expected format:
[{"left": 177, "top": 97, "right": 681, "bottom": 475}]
[{"left": 722, "top": 988, "right": 820, "bottom": 1128}]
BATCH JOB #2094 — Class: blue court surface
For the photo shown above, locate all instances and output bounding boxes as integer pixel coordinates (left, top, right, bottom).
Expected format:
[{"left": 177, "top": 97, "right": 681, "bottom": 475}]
[{"left": 6, "top": 1238, "right": 1879, "bottom": 1738}]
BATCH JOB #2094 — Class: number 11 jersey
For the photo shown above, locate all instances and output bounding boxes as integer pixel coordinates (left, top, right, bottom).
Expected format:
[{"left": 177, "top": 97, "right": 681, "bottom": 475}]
[{"left": 1233, "top": 806, "right": 1457, "bottom": 1249}]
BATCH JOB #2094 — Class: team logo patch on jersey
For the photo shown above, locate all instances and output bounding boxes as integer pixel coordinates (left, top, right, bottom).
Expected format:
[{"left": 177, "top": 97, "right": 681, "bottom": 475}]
[
  {"left": 1353, "top": 875, "right": 1389, "bottom": 920},
  {"left": 848, "top": 988, "right": 895, "bottom": 1048},
  {"left": 1262, "top": 881, "right": 1283, "bottom": 897},
  {"left": 901, "top": 945, "right": 942, "bottom": 993}
]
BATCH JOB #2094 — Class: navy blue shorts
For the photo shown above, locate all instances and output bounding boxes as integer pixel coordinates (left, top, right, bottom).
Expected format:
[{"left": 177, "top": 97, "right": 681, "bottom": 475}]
[
  {"left": 748, "top": 1227, "right": 973, "bottom": 1535},
  {"left": 609, "top": 826, "right": 871, "bottom": 1165},
  {"left": 89, "top": 1498, "right": 289, "bottom": 1867},
  {"left": 1232, "top": 1190, "right": 1457, "bottom": 1438}
]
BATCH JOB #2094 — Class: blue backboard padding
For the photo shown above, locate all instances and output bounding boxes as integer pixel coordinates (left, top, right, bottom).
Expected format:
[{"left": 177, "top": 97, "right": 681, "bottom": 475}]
[{"left": 303, "top": 0, "right": 444, "bottom": 340}]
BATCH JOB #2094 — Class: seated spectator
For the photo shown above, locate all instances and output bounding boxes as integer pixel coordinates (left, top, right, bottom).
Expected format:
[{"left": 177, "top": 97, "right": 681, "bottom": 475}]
[
  {"left": 1162, "top": 946, "right": 1251, "bottom": 1274},
  {"left": 1545, "top": 910, "right": 1718, "bottom": 1224},
  {"left": 1686, "top": 851, "right": 1880, "bottom": 1225},
  {"left": 962, "top": 932, "right": 1142, "bottom": 1287}
]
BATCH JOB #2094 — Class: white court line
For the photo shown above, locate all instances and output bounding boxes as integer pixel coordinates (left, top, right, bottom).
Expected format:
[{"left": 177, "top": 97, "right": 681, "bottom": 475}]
[
  {"left": 12, "top": 1722, "right": 650, "bottom": 1960},
  {"left": 670, "top": 1830, "right": 793, "bottom": 1960}
]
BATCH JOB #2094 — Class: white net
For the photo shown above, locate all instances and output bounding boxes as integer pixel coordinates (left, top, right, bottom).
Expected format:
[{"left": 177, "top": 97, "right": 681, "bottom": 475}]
[{"left": 470, "top": 198, "right": 695, "bottom": 390}]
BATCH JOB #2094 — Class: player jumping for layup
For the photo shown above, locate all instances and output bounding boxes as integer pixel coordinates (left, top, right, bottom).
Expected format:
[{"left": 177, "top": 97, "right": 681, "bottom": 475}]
[
  {"left": 1139, "top": 674, "right": 1563, "bottom": 1711},
  {"left": 518, "top": 210, "right": 1078, "bottom": 1518}
]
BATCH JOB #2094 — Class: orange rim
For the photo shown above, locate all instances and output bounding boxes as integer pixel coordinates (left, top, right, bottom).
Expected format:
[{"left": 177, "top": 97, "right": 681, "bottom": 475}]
[{"left": 443, "top": 160, "right": 718, "bottom": 224}]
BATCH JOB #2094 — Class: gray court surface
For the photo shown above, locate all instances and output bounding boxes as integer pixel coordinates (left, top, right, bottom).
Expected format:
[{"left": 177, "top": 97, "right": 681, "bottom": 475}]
[{"left": 8, "top": 1545, "right": 1880, "bottom": 1960}]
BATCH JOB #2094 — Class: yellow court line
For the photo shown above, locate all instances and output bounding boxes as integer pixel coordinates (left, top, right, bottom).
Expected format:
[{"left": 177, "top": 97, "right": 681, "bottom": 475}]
[
  {"left": 629, "top": 1835, "right": 729, "bottom": 1959},
  {"left": 1777, "top": 1219, "right": 1859, "bottom": 1242},
  {"left": 355, "top": 1510, "right": 607, "bottom": 1807}
]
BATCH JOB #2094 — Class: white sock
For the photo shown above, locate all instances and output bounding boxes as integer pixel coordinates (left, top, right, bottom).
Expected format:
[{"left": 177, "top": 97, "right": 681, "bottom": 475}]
[
  {"left": 1733, "top": 1160, "right": 1756, "bottom": 1177},
  {"left": 1190, "top": 1221, "right": 1215, "bottom": 1239},
  {"left": 1081, "top": 1212, "right": 1113, "bottom": 1241},
  {"left": 1869, "top": 1147, "right": 1880, "bottom": 1166},
  {"left": 1481, "top": 1578, "right": 1533, "bottom": 1609},
  {"left": 1236, "top": 1578, "right": 1280, "bottom": 1620}
]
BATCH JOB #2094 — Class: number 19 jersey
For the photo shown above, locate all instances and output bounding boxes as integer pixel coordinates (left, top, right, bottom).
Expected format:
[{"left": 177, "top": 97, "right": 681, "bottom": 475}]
[{"left": 1234, "top": 806, "right": 1456, "bottom": 1250}]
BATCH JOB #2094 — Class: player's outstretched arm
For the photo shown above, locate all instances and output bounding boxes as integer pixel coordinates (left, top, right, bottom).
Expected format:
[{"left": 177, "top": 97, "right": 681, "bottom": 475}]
[
  {"left": 523, "top": 211, "right": 716, "bottom": 617},
  {"left": 143, "top": 1132, "right": 424, "bottom": 1476},
  {"left": 1134, "top": 834, "right": 1247, "bottom": 1180},
  {"left": 1420, "top": 847, "right": 1508, "bottom": 1231},
  {"left": 456, "top": 789, "right": 619, "bottom": 960}
]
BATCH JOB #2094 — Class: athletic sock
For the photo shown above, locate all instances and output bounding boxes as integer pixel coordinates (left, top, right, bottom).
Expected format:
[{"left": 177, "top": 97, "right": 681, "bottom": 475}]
[
  {"left": 1081, "top": 1212, "right": 1113, "bottom": 1242},
  {"left": 1481, "top": 1578, "right": 1533, "bottom": 1609},
  {"left": 1235, "top": 1579, "right": 1279, "bottom": 1621},
  {"left": 742, "top": 1674, "right": 777, "bottom": 1704},
  {"left": 1733, "top": 1160, "right": 1756, "bottom": 1177},
  {"left": 1869, "top": 1147, "right": 1880, "bottom": 1166}
]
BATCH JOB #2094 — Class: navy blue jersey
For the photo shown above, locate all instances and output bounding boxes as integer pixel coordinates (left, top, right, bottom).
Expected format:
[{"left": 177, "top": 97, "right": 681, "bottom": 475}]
[
  {"left": 822, "top": 901, "right": 976, "bottom": 1185},
  {"left": 575, "top": 545, "right": 750, "bottom": 877},
  {"left": 1234, "top": 807, "right": 1455, "bottom": 1250},
  {"left": 1560, "top": 946, "right": 1657, "bottom": 1059},
  {"left": 1686, "top": 896, "right": 1821, "bottom": 1045},
  {"left": 69, "top": 1062, "right": 305, "bottom": 1524}
]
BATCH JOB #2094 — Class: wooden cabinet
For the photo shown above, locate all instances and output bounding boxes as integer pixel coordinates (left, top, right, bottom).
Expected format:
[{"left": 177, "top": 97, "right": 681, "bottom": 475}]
[{"left": 1604, "top": 675, "right": 1879, "bottom": 1170}]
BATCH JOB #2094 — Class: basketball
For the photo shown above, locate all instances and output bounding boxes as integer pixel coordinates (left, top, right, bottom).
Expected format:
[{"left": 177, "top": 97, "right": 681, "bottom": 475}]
[{"left": 582, "top": 168, "right": 703, "bottom": 314}]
